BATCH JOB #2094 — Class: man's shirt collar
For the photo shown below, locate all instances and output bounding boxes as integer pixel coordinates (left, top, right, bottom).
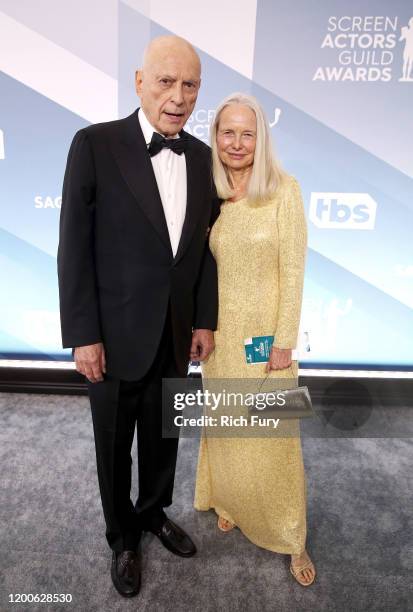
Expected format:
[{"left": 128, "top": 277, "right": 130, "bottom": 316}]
[{"left": 138, "top": 107, "right": 180, "bottom": 145}]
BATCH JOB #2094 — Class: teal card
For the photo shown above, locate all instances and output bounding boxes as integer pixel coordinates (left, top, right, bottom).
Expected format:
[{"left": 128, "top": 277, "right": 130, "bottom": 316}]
[{"left": 244, "top": 335, "right": 275, "bottom": 364}]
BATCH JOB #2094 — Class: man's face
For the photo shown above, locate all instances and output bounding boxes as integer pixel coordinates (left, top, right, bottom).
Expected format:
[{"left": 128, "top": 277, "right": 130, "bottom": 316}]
[{"left": 136, "top": 50, "right": 200, "bottom": 137}]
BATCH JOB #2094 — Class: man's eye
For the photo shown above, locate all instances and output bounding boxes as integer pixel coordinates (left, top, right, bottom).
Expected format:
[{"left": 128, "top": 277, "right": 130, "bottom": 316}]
[{"left": 160, "top": 79, "right": 170, "bottom": 85}]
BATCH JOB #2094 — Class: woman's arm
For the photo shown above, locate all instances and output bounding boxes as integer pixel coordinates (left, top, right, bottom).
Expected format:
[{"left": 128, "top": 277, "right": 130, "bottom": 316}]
[{"left": 273, "top": 176, "right": 308, "bottom": 351}]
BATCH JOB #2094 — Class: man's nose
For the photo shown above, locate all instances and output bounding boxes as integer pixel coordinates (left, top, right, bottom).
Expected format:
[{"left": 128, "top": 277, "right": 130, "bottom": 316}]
[{"left": 170, "top": 83, "right": 184, "bottom": 106}]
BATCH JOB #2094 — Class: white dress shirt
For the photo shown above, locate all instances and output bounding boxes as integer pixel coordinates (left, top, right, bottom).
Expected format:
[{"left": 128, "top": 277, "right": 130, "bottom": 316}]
[{"left": 138, "top": 108, "right": 187, "bottom": 257}]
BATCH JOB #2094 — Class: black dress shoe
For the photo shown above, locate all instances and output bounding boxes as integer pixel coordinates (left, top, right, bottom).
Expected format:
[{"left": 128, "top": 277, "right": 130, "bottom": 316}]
[
  {"left": 111, "top": 550, "right": 141, "bottom": 598},
  {"left": 149, "top": 518, "right": 197, "bottom": 558}
]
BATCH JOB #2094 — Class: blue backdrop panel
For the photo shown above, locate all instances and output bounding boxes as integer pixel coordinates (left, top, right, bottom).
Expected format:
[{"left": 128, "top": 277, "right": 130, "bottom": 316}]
[{"left": 0, "top": 0, "right": 412, "bottom": 366}]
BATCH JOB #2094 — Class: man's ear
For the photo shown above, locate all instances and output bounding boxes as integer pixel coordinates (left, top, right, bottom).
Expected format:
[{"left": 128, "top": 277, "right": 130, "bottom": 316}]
[{"left": 135, "top": 69, "right": 143, "bottom": 96}]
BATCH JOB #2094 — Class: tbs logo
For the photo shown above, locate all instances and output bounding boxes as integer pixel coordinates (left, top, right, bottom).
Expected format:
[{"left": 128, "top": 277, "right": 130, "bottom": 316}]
[{"left": 309, "top": 193, "right": 377, "bottom": 229}]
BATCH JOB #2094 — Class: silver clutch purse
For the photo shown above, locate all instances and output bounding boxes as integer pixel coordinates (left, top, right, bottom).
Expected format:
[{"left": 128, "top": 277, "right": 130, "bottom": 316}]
[{"left": 248, "top": 383, "right": 314, "bottom": 419}]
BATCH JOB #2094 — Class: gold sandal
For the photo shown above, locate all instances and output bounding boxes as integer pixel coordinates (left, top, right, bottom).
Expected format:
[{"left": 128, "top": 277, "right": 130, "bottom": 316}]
[
  {"left": 290, "top": 552, "right": 316, "bottom": 587},
  {"left": 217, "top": 516, "right": 235, "bottom": 532}
]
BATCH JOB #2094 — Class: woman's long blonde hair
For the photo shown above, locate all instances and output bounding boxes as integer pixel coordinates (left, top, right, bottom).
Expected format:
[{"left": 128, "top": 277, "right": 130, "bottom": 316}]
[{"left": 210, "top": 92, "right": 285, "bottom": 203}]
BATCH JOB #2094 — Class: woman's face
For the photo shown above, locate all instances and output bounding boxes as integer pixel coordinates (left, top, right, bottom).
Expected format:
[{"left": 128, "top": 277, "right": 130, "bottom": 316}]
[{"left": 216, "top": 104, "right": 257, "bottom": 172}]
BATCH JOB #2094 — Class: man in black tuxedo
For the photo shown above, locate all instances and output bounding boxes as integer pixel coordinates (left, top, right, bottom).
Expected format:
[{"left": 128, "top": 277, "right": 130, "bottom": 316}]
[{"left": 57, "top": 35, "right": 218, "bottom": 597}]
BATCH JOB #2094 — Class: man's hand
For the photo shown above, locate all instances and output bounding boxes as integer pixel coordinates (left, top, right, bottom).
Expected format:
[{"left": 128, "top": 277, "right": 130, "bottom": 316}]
[
  {"left": 265, "top": 347, "right": 292, "bottom": 372},
  {"left": 74, "top": 342, "right": 106, "bottom": 383},
  {"left": 190, "top": 329, "right": 215, "bottom": 361}
]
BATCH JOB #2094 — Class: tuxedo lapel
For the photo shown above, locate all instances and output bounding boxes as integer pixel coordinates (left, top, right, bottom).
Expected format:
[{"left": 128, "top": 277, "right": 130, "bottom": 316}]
[
  {"left": 174, "top": 134, "right": 206, "bottom": 264},
  {"left": 111, "top": 110, "right": 172, "bottom": 255}
]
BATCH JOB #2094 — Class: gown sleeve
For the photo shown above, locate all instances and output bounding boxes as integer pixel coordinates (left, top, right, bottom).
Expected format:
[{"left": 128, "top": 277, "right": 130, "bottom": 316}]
[{"left": 274, "top": 176, "right": 308, "bottom": 349}]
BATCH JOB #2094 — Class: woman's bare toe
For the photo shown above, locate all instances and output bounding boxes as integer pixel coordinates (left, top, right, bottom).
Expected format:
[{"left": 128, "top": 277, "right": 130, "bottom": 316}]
[
  {"left": 217, "top": 516, "right": 235, "bottom": 532},
  {"left": 290, "top": 550, "right": 316, "bottom": 586}
]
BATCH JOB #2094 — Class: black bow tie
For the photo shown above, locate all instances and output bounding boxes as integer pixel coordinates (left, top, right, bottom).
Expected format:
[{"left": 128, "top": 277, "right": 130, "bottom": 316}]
[{"left": 148, "top": 132, "right": 187, "bottom": 157}]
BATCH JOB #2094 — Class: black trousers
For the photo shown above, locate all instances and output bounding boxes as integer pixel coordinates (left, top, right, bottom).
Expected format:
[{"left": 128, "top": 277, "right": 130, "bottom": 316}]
[{"left": 87, "top": 311, "right": 180, "bottom": 552}]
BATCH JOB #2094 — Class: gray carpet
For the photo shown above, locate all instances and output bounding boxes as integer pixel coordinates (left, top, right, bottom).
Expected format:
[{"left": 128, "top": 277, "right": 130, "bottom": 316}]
[{"left": 0, "top": 392, "right": 412, "bottom": 612}]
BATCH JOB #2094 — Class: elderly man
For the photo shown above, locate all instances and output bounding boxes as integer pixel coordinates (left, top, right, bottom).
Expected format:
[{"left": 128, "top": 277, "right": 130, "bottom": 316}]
[{"left": 58, "top": 36, "right": 218, "bottom": 597}]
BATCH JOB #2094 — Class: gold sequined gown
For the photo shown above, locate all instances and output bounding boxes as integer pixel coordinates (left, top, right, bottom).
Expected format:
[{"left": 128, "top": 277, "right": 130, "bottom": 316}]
[{"left": 194, "top": 175, "right": 308, "bottom": 554}]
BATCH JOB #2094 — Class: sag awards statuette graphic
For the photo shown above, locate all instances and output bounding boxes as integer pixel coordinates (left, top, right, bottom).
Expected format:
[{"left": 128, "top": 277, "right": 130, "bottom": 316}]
[
  {"left": 399, "top": 17, "right": 413, "bottom": 81},
  {"left": 313, "top": 15, "right": 413, "bottom": 82}
]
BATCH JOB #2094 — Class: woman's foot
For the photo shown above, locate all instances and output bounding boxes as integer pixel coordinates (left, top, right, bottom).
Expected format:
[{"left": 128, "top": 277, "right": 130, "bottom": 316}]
[
  {"left": 217, "top": 516, "right": 235, "bottom": 532},
  {"left": 290, "top": 550, "right": 316, "bottom": 586}
]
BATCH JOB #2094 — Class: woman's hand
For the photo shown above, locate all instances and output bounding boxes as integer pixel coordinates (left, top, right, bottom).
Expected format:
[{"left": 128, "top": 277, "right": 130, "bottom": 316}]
[{"left": 265, "top": 347, "right": 292, "bottom": 372}]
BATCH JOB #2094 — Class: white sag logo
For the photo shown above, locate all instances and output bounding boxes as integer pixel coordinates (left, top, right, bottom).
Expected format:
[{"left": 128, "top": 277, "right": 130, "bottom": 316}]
[
  {"left": 302, "top": 296, "right": 353, "bottom": 351},
  {"left": 309, "top": 192, "right": 377, "bottom": 229},
  {"left": 34, "top": 195, "right": 62, "bottom": 209},
  {"left": 313, "top": 15, "right": 413, "bottom": 83},
  {"left": 0, "top": 129, "right": 4, "bottom": 160}
]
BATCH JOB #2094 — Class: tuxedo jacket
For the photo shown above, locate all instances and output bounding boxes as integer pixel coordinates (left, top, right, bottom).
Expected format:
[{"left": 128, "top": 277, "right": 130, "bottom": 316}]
[{"left": 57, "top": 108, "right": 219, "bottom": 380}]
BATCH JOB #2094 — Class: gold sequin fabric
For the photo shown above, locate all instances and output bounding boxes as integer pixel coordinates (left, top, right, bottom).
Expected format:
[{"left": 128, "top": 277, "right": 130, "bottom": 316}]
[{"left": 194, "top": 175, "right": 308, "bottom": 554}]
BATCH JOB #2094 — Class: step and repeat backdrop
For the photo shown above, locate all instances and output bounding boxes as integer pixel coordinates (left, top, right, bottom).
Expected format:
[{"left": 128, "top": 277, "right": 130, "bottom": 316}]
[{"left": 0, "top": 0, "right": 412, "bottom": 367}]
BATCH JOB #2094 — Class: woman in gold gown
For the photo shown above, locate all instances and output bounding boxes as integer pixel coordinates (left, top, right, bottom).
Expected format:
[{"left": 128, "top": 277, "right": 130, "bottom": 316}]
[{"left": 193, "top": 93, "right": 316, "bottom": 586}]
